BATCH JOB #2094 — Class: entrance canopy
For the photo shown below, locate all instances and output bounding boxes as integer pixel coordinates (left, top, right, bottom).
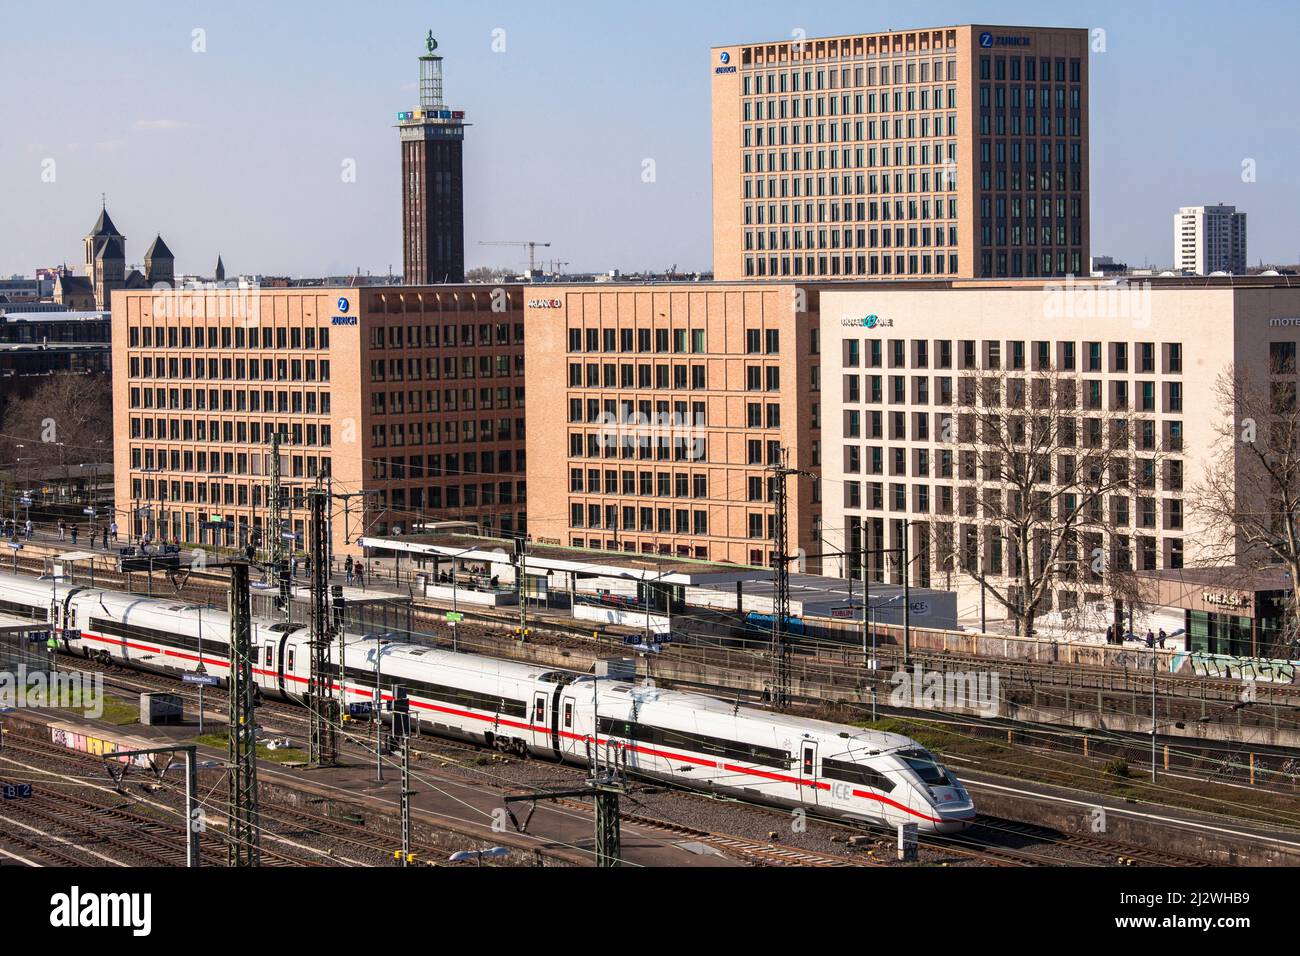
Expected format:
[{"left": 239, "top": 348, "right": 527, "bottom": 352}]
[{"left": 1136, "top": 566, "right": 1292, "bottom": 620}]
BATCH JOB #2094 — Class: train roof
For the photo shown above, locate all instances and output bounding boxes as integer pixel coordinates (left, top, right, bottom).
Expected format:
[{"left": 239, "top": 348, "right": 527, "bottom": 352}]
[
  {"left": 590, "top": 679, "right": 917, "bottom": 753},
  {"left": 359, "top": 638, "right": 584, "bottom": 684}
]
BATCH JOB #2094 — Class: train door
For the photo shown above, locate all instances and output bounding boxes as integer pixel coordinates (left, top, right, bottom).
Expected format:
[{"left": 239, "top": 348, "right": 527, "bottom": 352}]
[
  {"left": 799, "top": 740, "right": 819, "bottom": 805},
  {"left": 275, "top": 635, "right": 292, "bottom": 698},
  {"left": 560, "top": 693, "right": 578, "bottom": 761},
  {"left": 259, "top": 639, "right": 275, "bottom": 692},
  {"left": 531, "top": 692, "right": 550, "bottom": 753}
]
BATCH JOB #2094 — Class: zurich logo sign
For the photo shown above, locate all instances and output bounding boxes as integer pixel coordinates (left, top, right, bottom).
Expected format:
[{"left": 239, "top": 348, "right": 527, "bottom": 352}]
[
  {"left": 337, "top": 297, "right": 350, "bottom": 314},
  {"left": 979, "top": 31, "right": 993, "bottom": 48},
  {"left": 720, "top": 51, "right": 730, "bottom": 64}
]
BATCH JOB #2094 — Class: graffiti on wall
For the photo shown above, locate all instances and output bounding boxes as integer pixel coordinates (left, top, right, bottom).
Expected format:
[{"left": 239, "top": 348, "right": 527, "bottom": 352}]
[
  {"left": 50, "top": 726, "right": 153, "bottom": 768},
  {"left": 1171, "top": 652, "right": 1297, "bottom": 684}
]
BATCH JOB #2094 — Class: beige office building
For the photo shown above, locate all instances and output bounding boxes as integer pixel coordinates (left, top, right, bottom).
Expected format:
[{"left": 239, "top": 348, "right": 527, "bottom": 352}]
[
  {"left": 112, "top": 285, "right": 528, "bottom": 558},
  {"left": 712, "top": 24, "right": 1089, "bottom": 282},
  {"left": 817, "top": 277, "right": 1300, "bottom": 621},
  {"left": 524, "top": 284, "right": 822, "bottom": 566}
]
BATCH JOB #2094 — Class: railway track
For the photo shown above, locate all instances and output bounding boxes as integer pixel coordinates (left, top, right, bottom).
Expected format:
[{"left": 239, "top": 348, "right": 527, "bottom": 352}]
[
  {"left": 30, "top": 654, "right": 1208, "bottom": 868},
  {"left": 924, "top": 816, "right": 1211, "bottom": 868},
  {"left": 0, "top": 735, "right": 326, "bottom": 866}
]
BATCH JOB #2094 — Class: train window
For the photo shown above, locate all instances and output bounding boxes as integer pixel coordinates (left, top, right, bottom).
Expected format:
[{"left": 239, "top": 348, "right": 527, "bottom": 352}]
[
  {"left": 802, "top": 747, "right": 815, "bottom": 775},
  {"left": 899, "top": 749, "right": 953, "bottom": 787},
  {"left": 287, "top": 649, "right": 295, "bottom": 672},
  {"left": 821, "top": 757, "right": 895, "bottom": 793},
  {"left": 264, "top": 644, "right": 274, "bottom": 667},
  {"left": 533, "top": 697, "right": 544, "bottom": 723},
  {"left": 563, "top": 702, "right": 573, "bottom": 729},
  {"left": 595, "top": 717, "right": 791, "bottom": 770}
]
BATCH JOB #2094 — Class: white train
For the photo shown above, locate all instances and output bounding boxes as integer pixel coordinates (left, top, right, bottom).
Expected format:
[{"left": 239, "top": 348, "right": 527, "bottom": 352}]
[{"left": 4, "top": 571, "right": 975, "bottom": 833}]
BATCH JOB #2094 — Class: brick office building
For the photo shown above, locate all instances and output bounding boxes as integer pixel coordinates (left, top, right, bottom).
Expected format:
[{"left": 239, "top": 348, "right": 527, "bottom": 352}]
[{"left": 112, "top": 284, "right": 527, "bottom": 557}]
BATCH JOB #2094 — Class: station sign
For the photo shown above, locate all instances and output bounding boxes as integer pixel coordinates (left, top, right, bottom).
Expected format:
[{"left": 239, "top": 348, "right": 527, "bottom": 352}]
[
  {"left": 183, "top": 673, "right": 220, "bottom": 687},
  {"left": 3, "top": 783, "right": 33, "bottom": 799}
]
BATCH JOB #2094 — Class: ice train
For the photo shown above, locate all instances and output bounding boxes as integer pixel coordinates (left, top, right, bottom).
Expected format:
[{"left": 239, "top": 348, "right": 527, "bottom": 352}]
[{"left": 0, "top": 571, "right": 975, "bottom": 833}]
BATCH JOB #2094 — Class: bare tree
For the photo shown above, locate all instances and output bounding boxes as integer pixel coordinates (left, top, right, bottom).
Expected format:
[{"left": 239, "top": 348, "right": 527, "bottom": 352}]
[
  {"left": 465, "top": 265, "right": 515, "bottom": 284},
  {"left": 1191, "top": 363, "right": 1300, "bottom": 652},
  {"left": 951, "top": 365, "right": 1160, "bottom": 637},
  {"left": 1, "top": 372, "right": 112, "bottom": 498}
]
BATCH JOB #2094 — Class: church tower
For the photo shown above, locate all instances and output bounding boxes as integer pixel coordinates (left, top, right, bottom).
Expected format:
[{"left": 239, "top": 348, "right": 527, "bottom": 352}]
[
  {"left": 144, "top": 234, "right": 175, "bottom": 286},
  {"left": 84, "top": 204, "right": 123, "bottom": 297},
  {"left": 85, "top": 205, "right": 126, "bottom": 310}
]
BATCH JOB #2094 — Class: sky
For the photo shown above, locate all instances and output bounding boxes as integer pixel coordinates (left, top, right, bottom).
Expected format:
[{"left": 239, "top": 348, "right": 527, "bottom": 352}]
[{"left": 1, "top": 0, "right": 1297, "bottom": 278}]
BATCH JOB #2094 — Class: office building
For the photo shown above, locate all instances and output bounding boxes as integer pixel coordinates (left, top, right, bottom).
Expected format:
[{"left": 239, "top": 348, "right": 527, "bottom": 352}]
[
  {"left": 711, "top": 24, "right": 1090, "bottom": 281},
  {"left": 111, "top": 284, "right": 527, "bottom": 556},
  {"left": 524, "top": 283, "right": 823, "bottom": 566},
  {"left": 1173, "top": 204, "right": 1247, "bottom": 275},
  {"left": 817, "top": 277, "right": 1300, "bottom": 621}
]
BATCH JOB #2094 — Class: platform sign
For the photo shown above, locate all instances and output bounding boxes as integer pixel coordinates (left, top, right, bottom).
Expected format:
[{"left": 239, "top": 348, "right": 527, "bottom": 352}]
[
  {"left": 347, "top": 702, "right": 374, "bottom": 719},
  {"left": 3, "top": 783, "right": 33, "bottom": 800},
  {"left": 445, "top": 612, "right": 464, "bottom": 623},
  {"left": 183, "top": 673, "right": 220, "bottom": 686}
]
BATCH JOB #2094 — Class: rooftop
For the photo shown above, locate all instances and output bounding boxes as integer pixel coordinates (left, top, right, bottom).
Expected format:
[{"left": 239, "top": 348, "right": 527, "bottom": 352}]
[{"left": 360, "top": 533, "right": 774, "bottom": 586}]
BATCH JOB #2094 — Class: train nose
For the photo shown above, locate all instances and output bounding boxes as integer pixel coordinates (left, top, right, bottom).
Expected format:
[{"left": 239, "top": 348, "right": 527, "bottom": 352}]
[
  {"left": 931, "top": 805, "right": 976, "bottom": 833},
  {"left": 928, "top": 786, "right": 976, "bottom": 833}
]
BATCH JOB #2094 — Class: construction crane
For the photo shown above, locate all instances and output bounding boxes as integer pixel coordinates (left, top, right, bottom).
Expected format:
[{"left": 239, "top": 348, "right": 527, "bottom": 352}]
[{"left": 480, "top": 240, "right": 551, "bottom": 273}]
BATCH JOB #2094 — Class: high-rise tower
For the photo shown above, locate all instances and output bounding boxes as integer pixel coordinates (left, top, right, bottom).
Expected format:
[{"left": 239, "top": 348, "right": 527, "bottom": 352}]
[{"left": 398, "top": 31, "right": 467, "bottom": 284}]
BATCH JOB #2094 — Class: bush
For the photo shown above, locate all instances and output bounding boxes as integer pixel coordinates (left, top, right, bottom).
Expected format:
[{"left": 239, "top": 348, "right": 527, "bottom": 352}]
[{"left": 1103, "top": 757, "right": 1130, "bottom": 779}]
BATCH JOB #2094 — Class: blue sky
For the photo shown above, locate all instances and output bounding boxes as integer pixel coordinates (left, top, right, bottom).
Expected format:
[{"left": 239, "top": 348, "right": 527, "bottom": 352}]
[{"left": 1, "top": 0, "right": 1297, "bottom": 277}]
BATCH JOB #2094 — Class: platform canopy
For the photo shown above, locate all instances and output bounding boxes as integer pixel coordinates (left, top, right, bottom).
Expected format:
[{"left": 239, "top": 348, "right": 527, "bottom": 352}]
[{"left": 359, "top": 534, "right": 774, "bottom": 587}]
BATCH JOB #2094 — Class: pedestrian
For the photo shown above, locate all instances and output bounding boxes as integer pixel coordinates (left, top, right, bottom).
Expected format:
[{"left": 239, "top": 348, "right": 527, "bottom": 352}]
[
  {"left": 57, "top": 519, "right": 66, "bottom": 541},
  {"left": 101, "top": 527, "right": 108, "bottom": 550},
  {"left": 70, "top": 525, "right": 78, "bottom": 546},
  {"left": 24, "top": 519, "right": 32, "bottom": 541},
  {"left": 355, "top": 564, "right": 364, "bottom": 589},
  {"left": 345, "top": 555, "right": 354, "bottom": 585},
  {"left": 1158, "top": 628, "right": 1167, "bottom": 649},
  {"left": 1145, "top": 629, "right": 1155, "bottom": 648},
  {"left": 110, "top": 520, "right": 118, "bottom": 543},
  {"left": 291, "top": 555, "right": 298, "bottom": 578}
]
